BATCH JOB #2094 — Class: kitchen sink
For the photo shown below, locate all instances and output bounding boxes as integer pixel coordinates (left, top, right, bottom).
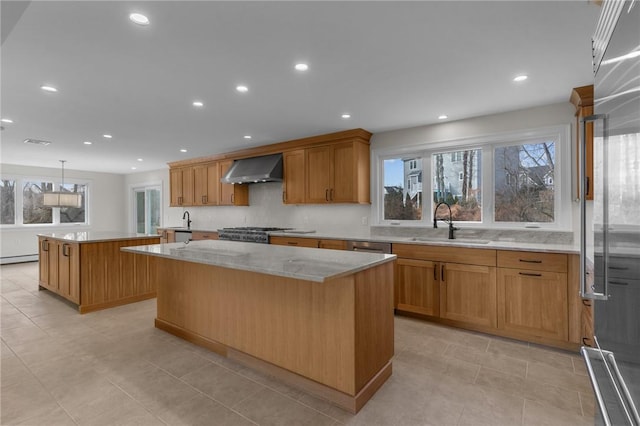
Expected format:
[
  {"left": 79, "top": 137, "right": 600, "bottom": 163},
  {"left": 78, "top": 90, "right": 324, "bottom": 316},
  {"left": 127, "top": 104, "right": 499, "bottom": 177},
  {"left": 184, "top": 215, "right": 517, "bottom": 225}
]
[{"left": 408, "top": 237, "right": 491, "bottom": 244}]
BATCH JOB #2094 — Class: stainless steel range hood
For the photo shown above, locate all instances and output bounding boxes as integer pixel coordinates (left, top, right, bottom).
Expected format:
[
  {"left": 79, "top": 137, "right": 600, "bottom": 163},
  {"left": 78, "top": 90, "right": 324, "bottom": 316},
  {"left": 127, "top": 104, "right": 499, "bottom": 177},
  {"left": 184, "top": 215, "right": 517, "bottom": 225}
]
[{"left": 220, "top": 153, "right": 283, "bottom": 184}]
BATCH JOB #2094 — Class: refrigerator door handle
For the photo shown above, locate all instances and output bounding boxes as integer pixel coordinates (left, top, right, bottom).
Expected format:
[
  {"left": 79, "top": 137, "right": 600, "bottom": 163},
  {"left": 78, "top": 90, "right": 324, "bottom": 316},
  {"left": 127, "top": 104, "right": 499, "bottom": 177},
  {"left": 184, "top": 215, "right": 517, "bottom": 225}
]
[{"left": 580, "top": 114, "right": 609, "bottom": 300}]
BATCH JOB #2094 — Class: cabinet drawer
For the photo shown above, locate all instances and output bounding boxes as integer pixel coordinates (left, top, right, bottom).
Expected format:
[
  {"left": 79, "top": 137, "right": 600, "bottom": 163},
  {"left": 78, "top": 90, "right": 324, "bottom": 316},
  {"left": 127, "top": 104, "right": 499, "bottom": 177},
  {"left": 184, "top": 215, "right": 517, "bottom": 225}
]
[
  {"left": 270, "top": 236, "right": 319, "bottom": 248},
  {"left": 392, "top": 243, "right": 496, "bottom": 267},
  {"left": 318, "top": 239, "right": 347, "bottom": 250},
  {"left": 497, "top": 250, "right": 567, "bottom": 273},
  {"left": 191, "top": 231, "right": 218, "bottom": 241}
]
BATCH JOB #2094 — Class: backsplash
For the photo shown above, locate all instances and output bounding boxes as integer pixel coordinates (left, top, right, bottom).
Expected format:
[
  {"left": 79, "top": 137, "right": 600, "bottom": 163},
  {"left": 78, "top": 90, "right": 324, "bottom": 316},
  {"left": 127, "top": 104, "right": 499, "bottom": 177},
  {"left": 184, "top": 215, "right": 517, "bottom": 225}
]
[{"left": 371, "top": 226, "right": 574, "bottom": 244}]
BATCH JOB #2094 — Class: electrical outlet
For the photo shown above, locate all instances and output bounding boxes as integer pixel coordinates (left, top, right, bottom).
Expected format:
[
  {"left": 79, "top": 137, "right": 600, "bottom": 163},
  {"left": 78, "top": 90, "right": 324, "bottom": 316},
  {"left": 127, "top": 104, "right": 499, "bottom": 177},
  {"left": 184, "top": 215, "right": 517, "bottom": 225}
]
[{"left": 361, "top": 216, "right": 368, "bottom": 226}]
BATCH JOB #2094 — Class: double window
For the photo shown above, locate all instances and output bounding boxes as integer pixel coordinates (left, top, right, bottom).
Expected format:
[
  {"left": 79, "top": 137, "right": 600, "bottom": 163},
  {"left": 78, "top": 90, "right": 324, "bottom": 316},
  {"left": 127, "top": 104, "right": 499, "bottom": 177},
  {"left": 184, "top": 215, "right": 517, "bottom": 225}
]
[
  {"left": 0, "top": 177, "right": 88, "bottom": 226},
  {"left": 376, "top": 126, "right": 569, "bottom": 228}
]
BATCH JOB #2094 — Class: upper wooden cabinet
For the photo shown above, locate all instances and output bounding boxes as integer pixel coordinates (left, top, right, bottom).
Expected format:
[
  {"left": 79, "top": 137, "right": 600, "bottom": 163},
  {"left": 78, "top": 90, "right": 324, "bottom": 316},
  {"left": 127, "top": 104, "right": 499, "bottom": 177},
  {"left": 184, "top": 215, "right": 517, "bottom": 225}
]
[
  {"left": 305, "top": 141, "right": 370, "bottom": 204},
  {"left": 193, "top": 163, "right": 219, "bottom": 206},
  {"left": 218, "top": 160, "right": 249, "bottom": 206},
  {"left": 570, "top": 85, "right": 594, "bottom": 200},
  {"left": 170, "top": 167, "right": 194, "bottom": 207},
  {"left": 283, "top": 150, "right": 305, "bottom": 204}
]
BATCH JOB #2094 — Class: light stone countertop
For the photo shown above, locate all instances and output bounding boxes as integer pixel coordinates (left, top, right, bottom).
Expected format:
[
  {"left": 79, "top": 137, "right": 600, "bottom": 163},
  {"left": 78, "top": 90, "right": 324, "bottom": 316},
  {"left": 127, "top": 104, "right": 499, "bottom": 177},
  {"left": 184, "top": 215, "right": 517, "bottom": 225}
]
[
  {"left": 37, "top": 231, "right": 161, "bottom": 243},
  {"left": 122, "top": 240, "right": 396, "bottom": 283}
]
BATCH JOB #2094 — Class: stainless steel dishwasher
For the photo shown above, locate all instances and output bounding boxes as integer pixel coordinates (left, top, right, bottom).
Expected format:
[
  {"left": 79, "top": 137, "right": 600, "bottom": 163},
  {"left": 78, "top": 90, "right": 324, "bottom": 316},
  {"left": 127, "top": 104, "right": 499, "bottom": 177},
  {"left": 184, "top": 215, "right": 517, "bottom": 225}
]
[{"left": 346, "top": 240, "right": 391, "bottom": 254}]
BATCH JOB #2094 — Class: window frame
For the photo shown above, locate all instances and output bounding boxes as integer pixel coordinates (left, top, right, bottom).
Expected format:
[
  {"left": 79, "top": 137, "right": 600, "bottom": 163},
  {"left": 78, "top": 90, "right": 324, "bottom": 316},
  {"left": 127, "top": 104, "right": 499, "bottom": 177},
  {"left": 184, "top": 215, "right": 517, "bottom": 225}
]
[
  {"left": 372, "top": 125, "right": 571, "bottom": 230},
  {"left": 0, "top": 174, "right": 90, "bottom": 228}
]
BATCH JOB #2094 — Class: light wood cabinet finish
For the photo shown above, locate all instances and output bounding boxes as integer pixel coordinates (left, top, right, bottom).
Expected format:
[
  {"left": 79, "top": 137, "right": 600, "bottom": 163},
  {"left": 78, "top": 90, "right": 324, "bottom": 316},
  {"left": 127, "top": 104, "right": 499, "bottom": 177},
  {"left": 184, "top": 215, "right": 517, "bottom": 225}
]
[
  {"left": 440, "top": 263, "right": 497, "bottom": 328},
  {"left": 269, "top": 236, "right": 319, "bottom": 248},
  {"left": 153, "top": 256, "right": 394, "bottom": 413},
  {"left": 218, "top": 160, "right": 249, "bottom": 206},
  {"left": 395, "top": 258, "right": 439, "bottom": 317},
  {"left": 392, "top": 243, "right": 496, "bottom": 266},
  {"left": 570, "top": 85, "right": 594, "bottom": 200},
  {"left": 581, "top": 299, "right": 594, "bottom": 347},
  {"left": 497, "top": 250, "right": 567, "bottom": 273},
  {"left": 157, "top": 229, "right": 175, "bottom": 243},
  {"left": 38, "top": 236, "right": 159, "bottom": 313},
  {"left": 283, "top": 149, "right": 305, "bottom": 204},
  {"left": 191, "top": 231, "right": 218, "bottom": 240},
  {"left": 170, "top": 167, "right": 194, "bottom": 206},
  {"left": 193, "top": 163, "right": 219, "bottom": 206},
  {"left": 318, "top": 239, "right": 347, "bottom": 250}
]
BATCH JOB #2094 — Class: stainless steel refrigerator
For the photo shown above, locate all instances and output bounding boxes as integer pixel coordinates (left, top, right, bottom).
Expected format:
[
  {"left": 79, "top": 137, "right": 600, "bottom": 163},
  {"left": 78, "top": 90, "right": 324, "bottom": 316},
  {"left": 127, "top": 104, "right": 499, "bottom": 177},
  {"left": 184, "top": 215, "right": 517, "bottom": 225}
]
[{"left": 580, "top": 1, "right": 640, "bottom": 425}]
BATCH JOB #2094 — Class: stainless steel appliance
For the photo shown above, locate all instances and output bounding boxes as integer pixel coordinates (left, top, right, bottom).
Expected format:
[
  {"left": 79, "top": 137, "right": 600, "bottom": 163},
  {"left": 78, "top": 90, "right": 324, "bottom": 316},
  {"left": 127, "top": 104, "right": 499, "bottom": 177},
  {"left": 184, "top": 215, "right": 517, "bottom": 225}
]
[
  {"left": 217, "top": 227, "right": 291, "bottom": 244},
  {"left": 346, "top": 240, "right": 392, "bottom": 254},
  {"left": 580, "top": 2, "right": 640, "bottom": 425}
]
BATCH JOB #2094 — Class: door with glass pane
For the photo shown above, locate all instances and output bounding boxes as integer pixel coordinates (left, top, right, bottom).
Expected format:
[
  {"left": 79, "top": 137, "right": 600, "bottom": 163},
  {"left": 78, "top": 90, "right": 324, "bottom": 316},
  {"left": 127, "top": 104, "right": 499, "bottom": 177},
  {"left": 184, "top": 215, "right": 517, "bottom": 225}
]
[{"left": 133, "top": 186, "right": 161, "bottom": 234}]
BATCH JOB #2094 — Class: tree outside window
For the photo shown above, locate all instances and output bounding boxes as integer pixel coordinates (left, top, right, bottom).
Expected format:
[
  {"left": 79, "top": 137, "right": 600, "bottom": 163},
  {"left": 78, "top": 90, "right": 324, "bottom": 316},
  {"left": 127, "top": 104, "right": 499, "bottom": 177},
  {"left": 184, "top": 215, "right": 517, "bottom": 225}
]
[
  {"left": 23, "top": 181, "right": 53, "bottom": 224},
  {"left": 383, "top": 158, "right": 422, "bottom": 220},
  {"left": 60, "top": 183, "right": 86, "bottom": 223},
  {"left": 1, "top": 179, "right": 16, "bottom": 224},
  {"left": 433, "top": 149, "right": 482, "bottom": 222}
]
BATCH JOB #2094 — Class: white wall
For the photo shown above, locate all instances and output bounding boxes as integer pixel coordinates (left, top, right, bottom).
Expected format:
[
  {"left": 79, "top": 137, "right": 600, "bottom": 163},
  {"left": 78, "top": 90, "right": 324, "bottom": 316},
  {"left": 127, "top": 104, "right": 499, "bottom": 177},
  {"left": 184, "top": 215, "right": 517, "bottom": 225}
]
[{"left": 0, "top": 163, "right": 126, "bottom": 261}]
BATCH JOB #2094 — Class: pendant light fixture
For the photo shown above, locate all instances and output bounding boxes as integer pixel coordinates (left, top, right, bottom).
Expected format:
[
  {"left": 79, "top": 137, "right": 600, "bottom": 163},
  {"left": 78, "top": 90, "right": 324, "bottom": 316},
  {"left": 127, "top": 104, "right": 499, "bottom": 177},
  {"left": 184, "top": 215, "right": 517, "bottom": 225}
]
[{"left": 43, "top": 160, "right": 82, "bottom": 208}]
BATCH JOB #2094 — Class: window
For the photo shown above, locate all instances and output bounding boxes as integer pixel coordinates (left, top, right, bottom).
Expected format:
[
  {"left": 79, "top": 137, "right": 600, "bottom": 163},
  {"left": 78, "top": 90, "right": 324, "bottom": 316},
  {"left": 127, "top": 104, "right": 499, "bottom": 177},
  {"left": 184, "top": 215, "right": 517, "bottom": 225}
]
[
  {"left": 60, "top": 184, "right": 86, "bottom": 224},
  {"left": 494, "top": 142, "right": 555, "bottom": 223},
  {"left": 1, "top": 179, "right": 16, "bottom": 224},
  {"left": 23, "top": 181, "right": 53, "bottom": 224},
  {"left": 132, "top": 185, "right": 161, "bottom": 234},
  {"left": 383, "top": 157, "right": 422, "bottom": 220},
  {"left": 374, "top": 125, "right": 569, "bottom": 228},
  {"left": 433, "top": 149, "right": 482, "bottom": 222}
]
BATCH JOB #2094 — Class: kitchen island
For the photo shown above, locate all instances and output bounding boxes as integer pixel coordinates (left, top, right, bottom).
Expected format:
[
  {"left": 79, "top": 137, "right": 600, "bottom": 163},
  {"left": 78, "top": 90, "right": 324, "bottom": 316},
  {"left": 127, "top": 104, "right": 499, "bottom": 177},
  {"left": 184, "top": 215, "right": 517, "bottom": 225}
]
[
  {"left": 38, "top": 232, "right": 161, "bottom": 313},
  {"left": 123, "top": 240, "right": 396, "bottom": 413}
]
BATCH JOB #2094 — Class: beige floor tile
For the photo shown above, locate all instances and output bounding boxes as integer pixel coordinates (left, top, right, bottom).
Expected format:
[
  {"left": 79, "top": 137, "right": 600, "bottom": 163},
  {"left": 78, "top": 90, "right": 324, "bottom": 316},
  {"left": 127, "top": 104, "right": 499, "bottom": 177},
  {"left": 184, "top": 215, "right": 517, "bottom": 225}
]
[
  {"left": 235, "top": 365, "right": 308, "bottom": 400},
  {"left": 579, "top": 391, "right": 596, "bottom": 417},
  {"left": 0, "top": 323, "right": 49, "bottom": 346},
  {"left": 475, "top": 350, "right": 528, "bottom": 378},
  {"left": 458, "top": 385, "right": 524, "bottom": 426},
  {"left": 233, "top": 387, "right": 336, "bottom": 426},
  {"left": 297, "top": 393, "right": 356, "bottom": 424},
  {"left": 523, "top": 377, "right": 583, "bottom": 416},
  {"left": 573, "top": 356, "right": 589, "bottom": 376},
  {"left": 486, "top": 336, "right": 531, "bottom": 361},
  {"left": 181, "top": 362, "right": 265, "bottom": 407},
  {"left": 526, "top": 360, "right": 594, "bottom": 394},
  {"left": 0, "top": 373, "right": 61, "bottom": 425},
  {"left": 0, "top": 355, "right": 33, "bottom": 388},
  {"left": 527, "top": 343, "right": 576, "bottom": 370},
  {"left": 395, "top": 347, "right": 479, "bottom": 384},
  {"left": 474, "top": 366, "right": 525, "bottom": 397},
  {"left": 13, "top": 405, "right": 76, "bottom": 426},
  {"left": 155, "top": 392, "right": 256, "bottom": 426},
  {"left": 523, "top": 399, "right": 594, "bottom": 426},
  {"left": 144, "top": 342, "right": 213, "bottom": 378}
]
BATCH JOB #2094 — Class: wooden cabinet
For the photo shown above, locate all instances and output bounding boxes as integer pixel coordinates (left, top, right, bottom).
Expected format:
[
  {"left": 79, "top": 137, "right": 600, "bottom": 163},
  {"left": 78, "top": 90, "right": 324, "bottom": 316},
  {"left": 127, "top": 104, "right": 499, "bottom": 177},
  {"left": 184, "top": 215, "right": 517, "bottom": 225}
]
[
  {"left": 395, "top": 258, "right": 439, "bottom": 317},
  {"left": 170, "top": 167, "right": 194, "bottom": 206},
  {"left": 193, "top": 163, "right": 219, "bottom": 206},
  {"left": 497, "top": 250, "right": 569, "bottom": 342},
  {"left": 158, "top": 229, "right": 175, "bottom": 243},
  {"left": 393, "top": 244, "right": 497, "bottom": 328},
  {"left": 218, "top": 160, "right": 249, "bottom": 206},
  {"left": 305, "top": 141, "right": 370, "bottom": 204},
  {"left": 191, "top": 231, "right": 218, "bottom": 241},
  {"left": 318, "top": 239, "right": 347, "bottom": 250},
  {"left": 270, "top": 236, "right": 319, "bottom": 248},
  {"left": 581, "top": 299, "right": 594, "bottom": 347},
  {"left": 283, "top": 150, "right": 305, "bottom": 204},
  {"left": 38, "top": 237, "right": 79, "bottom": 304},
  {"left": 570, "top": 85, "right": 594, "bottom": 200}
]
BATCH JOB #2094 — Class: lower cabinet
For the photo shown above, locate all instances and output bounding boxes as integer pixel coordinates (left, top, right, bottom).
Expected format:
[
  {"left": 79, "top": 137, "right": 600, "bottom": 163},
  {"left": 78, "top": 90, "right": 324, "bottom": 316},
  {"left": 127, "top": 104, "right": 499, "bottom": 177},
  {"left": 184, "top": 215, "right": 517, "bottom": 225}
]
[
  {"left": 581, "top": 299, "right": 594, "bottom": 347},
  {"left": 395, "top": 258, "right": 439, "bottom": 317},
  {"left": 191, "top": 231, "right": 218, "bottom": 241},
  {"left": 440, "top": 263, "right": 497, "bottom": 329},
  {"left": 270, "top": 236, "right": 347, "bottom": 250},
  {"left": 38, "top": 237, "right": 80, "bottom": 304}
]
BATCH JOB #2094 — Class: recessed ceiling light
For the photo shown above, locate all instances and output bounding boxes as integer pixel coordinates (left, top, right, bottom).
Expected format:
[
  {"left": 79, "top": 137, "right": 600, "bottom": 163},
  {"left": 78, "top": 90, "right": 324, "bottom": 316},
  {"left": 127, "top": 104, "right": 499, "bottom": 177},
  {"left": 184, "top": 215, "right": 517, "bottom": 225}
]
[
  {"left": 129, "top": 13, "right": 149, "bottom": 26},
  {"left": 137, "top": 158, "right": 143, "bottom": 162},
  {"left": 180, "top": 149, "right": 187, "bottom": 153},
  {"left": 243, "top": 135, "right": 252, "bottom": 140},
  {"left": 103, "top": 134, "right": 112, "bottom": 139},
  {"left": 192, "top": 101, "right": 204, "bottom": 107},
  {"left": 83, "top": 141, "right": 92, "bottom": 145},
  {"left": 438, "top": 115, "right": 448, "bottom": 120},
  {"left": 295, "top": 63, "right": 309, "bottom": 71},
  {"left": 341, "top": 114, "right": 351, "bottom": 119},
  {"left": 513, "top": 75, "right": 528, "bottom": 82},
  {"left": 236, "top": 85, "right": 249, "bottom": 93},
  {"left": 41, "top": 85, "right": 58, "bottom": 92},
  {"left": 1, "top": 118, "right": 13, "bottom": 123},
  {"left": 131, "top": 167, "right": 137, "bottom": 170}
]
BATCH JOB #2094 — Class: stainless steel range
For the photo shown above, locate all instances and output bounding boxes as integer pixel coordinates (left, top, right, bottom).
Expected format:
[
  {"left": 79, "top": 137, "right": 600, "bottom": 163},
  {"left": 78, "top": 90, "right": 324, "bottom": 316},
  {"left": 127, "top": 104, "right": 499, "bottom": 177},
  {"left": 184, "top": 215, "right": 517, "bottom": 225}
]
[{"left": 217, "top": 227, "right": 290, "bottom": 244}]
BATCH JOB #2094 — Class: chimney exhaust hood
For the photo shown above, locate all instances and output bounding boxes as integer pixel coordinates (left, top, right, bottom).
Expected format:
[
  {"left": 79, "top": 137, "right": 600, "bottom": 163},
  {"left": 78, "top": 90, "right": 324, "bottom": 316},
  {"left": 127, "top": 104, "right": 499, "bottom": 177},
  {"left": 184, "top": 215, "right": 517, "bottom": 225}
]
[{"left": 220, "top": 153, "right": 283, "bottom": 184}]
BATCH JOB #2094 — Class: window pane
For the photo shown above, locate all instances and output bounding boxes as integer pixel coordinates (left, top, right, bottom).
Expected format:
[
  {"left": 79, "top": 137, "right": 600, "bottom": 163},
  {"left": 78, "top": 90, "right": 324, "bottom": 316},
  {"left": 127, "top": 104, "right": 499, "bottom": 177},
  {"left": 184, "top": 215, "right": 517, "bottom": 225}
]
[
  {"left": 147, "top": 188, "right": 161, "bottom": 234},
  {"left": 23, "top": 181, "right": 53, "bottom": 224},
  {"left": 494, "top": 142, "right": 555, "bottom": 222},
  {"left": 383, "top": 158, "right": 422, "bottom": 220},
  {"left": 433, "top": 149, "right": 482, "bottom": 221},
  {"left": 136, "top": 191, "right": 145, "bottom": 233},
  {"left": 1, "top": 179, "right": 16, "bottom": 224},
  {"left": 60, "top": 184, "right": 86, "bottom": 223}
]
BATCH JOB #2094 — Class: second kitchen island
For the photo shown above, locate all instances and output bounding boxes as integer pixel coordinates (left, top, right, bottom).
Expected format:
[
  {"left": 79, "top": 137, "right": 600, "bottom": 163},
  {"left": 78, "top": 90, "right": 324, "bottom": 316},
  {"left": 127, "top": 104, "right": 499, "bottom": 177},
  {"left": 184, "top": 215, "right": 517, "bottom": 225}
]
[{"left": 123, "top": 240, "right": 396, "bottom": 413}]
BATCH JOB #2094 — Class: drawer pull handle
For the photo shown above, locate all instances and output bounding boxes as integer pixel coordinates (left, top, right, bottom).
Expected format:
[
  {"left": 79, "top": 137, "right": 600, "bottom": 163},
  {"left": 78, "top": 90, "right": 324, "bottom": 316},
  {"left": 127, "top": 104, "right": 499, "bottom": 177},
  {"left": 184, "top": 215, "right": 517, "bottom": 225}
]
[
  {"left": 582, "top": 299, "right": 592, "bottom": 307},
  {"left": 519, "top": 259, "right": 542, "bottom": 264},
  {"left": 441, "top": 264, "right": 445, "bottom": 282},
  {"left": 609, "top": 266, "right": 628, "bottom": 270},
  {"left": 519, "top": 272, "right": 542, "bottom": 277},
  {"left": 287, "top": 242, "right": 298, "bottom": 245},
  {"left": 609, "top": 281, "right": 628, "bottom": 286},
  {"left": 433, "top": 266, "right": 437, "bottom": 281},
  {"left": 582, "top": 337, "right": 592, "bottom": 347},
  {"left": 62, "top": 244, "right": 70, "bottom": 257},
  {"left": 42, "top": 240, "right": 49, "bottom": 251}
]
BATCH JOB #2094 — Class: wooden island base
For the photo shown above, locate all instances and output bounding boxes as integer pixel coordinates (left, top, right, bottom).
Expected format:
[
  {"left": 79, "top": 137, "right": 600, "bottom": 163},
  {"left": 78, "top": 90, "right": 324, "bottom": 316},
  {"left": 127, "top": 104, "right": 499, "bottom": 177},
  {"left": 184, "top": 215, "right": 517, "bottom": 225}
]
[{"left": 150, "top": 256, "right": 395, "bottom": 413}]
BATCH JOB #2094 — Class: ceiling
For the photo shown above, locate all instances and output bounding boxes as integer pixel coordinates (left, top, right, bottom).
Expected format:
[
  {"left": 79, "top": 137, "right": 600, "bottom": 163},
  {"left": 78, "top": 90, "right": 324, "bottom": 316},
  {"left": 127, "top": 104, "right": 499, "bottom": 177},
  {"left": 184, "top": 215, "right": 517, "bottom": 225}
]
[{"left": 1, "top": 1, "right": 601, "bottom": 175}]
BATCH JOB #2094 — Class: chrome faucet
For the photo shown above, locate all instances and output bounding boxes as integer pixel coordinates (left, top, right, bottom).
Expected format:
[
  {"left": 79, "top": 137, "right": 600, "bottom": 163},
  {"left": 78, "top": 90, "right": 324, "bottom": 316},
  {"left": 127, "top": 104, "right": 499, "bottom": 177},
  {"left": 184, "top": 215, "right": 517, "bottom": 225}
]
[
  {"left": 433, "top": 202, "right": 458, "bottom": 239},
  {"left": 182, "top": 210, "right": 192, "bottom": 229}
]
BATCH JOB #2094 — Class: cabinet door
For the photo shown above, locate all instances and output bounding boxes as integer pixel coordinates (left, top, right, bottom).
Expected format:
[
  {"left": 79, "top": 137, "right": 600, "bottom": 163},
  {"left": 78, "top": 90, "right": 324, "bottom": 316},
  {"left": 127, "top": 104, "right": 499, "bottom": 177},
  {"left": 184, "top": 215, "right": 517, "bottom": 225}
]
[
  {"left": 440, "top": 263, "right": 497, "bottom": 328},
  {"left": 497, "top": 268, "right": 568, "bottom": 341},
  {"left": 170, "top": 169, "right": 183, "bottom": 206},
  {"left": 332, "top": 142, "right": 355, "bottom": 202},
  {"left": 38, "top": 238, "right": 50, "bottom": 287},
  {"left": 206, "top": 163, "right": 219, "bottom": 205},
  {"left": 58, "top": 243, "right": 80, "bottom": 303},
  {"left": 305, "top": 146, "right": 333, "bottom": 203},
  {"left": 581, "top": 299, "right": 594, "bottom": 347},
  {"left": 395, "top": 258, "right": 439, "bottom": 317},
  {"left": 318, "top": 239, "right": 347, "bottom": 250},
  {"left": 283, "top": 150, "right": 305, "bottom": 204},
  {"left": 48, "top": 240, "right": 60, "bottom": 292},
  {"left": 181, "top": 167, "right": 194, "bottom": 206},
  {"left": 193, "top": 165, "right": 208, "bottom": 206},
  {"left": 191, "top": 231, "right": 218, "bottom": 241},
  {"left": 270, "top": 236, "right": 319, "bottom": 248}
]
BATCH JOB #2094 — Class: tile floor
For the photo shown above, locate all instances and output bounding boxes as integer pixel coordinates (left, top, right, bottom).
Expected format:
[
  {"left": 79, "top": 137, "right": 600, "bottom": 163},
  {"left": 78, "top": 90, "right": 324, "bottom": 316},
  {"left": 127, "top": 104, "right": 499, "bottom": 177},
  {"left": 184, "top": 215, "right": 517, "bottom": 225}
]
[{"left": 1, "top": 262, "right": 596, "bottom": 426}]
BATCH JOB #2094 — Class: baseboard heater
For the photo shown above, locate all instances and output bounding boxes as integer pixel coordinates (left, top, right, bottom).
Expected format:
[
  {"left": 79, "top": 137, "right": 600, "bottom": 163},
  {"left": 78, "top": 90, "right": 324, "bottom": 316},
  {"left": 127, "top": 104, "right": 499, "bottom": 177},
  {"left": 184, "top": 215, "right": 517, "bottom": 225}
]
[{"left": 1, "top": 254, "right": 38, "bottom": 265}]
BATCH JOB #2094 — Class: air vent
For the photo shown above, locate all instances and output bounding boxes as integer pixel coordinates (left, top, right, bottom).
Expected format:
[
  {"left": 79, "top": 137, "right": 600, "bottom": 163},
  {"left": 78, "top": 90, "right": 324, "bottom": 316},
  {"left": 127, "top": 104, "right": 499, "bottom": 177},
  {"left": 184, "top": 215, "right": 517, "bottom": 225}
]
[{"left": 23, "top": 138, "right": 52, "bottom": 146}]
